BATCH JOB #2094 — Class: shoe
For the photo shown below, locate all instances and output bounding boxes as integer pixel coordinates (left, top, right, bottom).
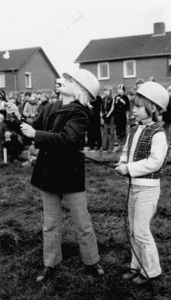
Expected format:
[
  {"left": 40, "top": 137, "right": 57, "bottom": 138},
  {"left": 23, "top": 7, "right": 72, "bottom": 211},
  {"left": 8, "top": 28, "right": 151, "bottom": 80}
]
[
  {"left": 132, "top": 274, "right": 147, "bottom": 285},
  {"left": 22, "top": 161, "right": 31, "bottom": 167},
  {"left": 36, "top": 266, "right": 54, "bottom": 282},
  {"left": 132, "top": 273, "right": 161, "bottom": 285},
  {"left": 85, "top": 263, "right": 104, "bottom": 277},
  {"left": 122, "top": 271, "right": 139, "bottom": 281}
]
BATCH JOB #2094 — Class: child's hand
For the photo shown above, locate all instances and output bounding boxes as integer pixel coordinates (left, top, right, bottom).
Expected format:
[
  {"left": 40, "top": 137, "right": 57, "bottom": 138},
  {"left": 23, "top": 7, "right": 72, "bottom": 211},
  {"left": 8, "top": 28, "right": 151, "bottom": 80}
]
[
  {"left": 6, "top": 102, "right": 21, "bottom": 120},
  {"left": 115, "top": 164, "right": 129, "bottom": 176},
  {"left": 20, "top": 123, "right": 36, "bottom": 138}
]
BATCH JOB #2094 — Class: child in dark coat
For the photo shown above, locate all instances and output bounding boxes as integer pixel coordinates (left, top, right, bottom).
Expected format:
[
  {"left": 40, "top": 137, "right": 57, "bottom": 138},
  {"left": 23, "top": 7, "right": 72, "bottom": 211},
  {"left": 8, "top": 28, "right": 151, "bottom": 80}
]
[
  {"left": 114, "top": 84, "right": 130, "bottom": 151},
  {"left": 101, "top": 86, "right": 114, "bottom": 151},
  {"left": 6, "top": 69, "right": 104, "bottom": 282}
]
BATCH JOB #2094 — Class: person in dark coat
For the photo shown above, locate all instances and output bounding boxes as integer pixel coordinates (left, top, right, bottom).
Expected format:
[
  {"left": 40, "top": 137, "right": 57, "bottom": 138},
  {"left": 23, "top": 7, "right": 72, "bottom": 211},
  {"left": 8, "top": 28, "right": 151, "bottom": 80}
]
[
  {"left": 36, "top": 93, "right": 50, "bottom": 115},
  {"left": 114, "top": 84, "right": 130, "bottom": 151},
  {"left": 101, "top": 86, "right": 114, "bottom": 151},
  {"left": 6, "top": 69, "right": 104, "bottom": 282},
  {"left": 87, "top": 94, "right": 102, "bottom": 150}
]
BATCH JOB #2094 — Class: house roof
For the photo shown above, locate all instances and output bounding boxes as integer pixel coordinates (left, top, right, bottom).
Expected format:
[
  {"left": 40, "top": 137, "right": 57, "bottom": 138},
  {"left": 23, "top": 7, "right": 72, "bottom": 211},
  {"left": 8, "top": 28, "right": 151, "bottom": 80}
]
[
  {"left": 75, "top": 32, "right": 171, "bottom": 63},
  {"left": 0, "top": 47, "right": 59, "bottom": 77}
]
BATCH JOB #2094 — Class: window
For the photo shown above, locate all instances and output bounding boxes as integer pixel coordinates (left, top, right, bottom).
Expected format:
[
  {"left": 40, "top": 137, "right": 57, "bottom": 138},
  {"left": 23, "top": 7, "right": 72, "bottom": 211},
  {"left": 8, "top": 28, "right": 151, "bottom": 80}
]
[
  {"left": 0, "top": 73, "right": 5, "bottom": 87},
  {"left": 25, "top": 72, "right": 32, "bottom": 88},
  {"left": 168, "top": 58, "right": 171, "bottom": 75},
  {"left": 98, "top": 63, "right": 109, "bottom": 80},
  {"left": 123, "top": 60, "right": 136, "bottom": 78}
]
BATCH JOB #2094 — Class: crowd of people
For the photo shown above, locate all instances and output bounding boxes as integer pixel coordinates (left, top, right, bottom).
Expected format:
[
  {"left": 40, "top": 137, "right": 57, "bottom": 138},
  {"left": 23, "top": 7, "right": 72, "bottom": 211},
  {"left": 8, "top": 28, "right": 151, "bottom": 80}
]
[
  {"left": 3, "top": 69, "right": 171, "bottom": 286},
  {"left": 0, "top": 84, "right": 62, "bottom": 165},
  {"left": 1, "top": 76, "right": 171, "bottom": 165},
  {"left": 86, "top": 76, "right": 171, "bottom": 153}
]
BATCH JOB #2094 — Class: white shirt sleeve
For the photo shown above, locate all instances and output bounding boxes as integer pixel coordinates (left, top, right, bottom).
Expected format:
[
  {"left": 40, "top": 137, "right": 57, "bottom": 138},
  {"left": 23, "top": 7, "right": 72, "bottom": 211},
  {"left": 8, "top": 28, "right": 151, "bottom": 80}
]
[
  {"left": 119, "top": 136, "right": 129, "bottom": 163},
  {"left": 127, "top": 131, "right": 168, "bottom": 177}
]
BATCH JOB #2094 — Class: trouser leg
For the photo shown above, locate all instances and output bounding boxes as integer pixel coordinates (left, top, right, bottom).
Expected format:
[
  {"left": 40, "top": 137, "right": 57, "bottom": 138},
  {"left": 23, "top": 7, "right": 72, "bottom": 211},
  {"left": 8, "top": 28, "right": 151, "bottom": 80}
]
[
  {"left": 129, "top": 185, "right": 161, "bottom": 277},
  {"left": 42, "top": 192, "right": 62, "bottom": 267},
  {"left": 108, "top": 116, "right": 114, "bottom": 150},
  {"left": 65, "top": 191, "right": 100, "bottom": 265},
  {"left": 102, "top": 122, "right": 108, "bottom": 150}
]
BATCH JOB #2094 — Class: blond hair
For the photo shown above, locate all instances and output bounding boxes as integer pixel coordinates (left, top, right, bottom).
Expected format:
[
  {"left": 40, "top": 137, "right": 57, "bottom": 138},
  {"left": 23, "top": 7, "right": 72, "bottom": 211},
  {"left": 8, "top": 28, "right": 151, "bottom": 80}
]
[
  {"left": 133, "top": 94, "right": 162, "bottom": 122},
  {"left": 72, "top": 80, "right": 93, "bottom": 110}
]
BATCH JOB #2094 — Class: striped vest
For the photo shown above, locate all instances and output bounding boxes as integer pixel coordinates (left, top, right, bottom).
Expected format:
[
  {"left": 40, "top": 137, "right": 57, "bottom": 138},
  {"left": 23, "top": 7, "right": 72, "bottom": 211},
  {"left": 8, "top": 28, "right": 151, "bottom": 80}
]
[{"left": 127, "top": 123, "right": 168, "bottom": 179}]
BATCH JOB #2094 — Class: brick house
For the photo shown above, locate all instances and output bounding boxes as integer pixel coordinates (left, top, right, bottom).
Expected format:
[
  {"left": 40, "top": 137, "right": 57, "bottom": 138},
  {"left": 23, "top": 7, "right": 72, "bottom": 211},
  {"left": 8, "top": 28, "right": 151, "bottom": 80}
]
[
  {"left": 75, "top": 22, "right": 171, "bottom": 94},
  {"left": 0, "top": 47, "right": 60, "bottom": 95}
]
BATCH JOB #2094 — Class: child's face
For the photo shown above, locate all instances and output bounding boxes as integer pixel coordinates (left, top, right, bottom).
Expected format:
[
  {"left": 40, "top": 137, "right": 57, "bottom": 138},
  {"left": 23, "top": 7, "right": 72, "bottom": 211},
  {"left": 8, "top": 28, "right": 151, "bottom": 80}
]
[
  {"left": 25, "top": 95, "right": 30, "bottom": 101},
  {"left": 104, "top": 90, "right": 110, "bottom": 97},
  {"left": 10, "top": 98, "right": 16, "bottom": 105},
  {"left": 30, "top": 95, "right": 36, "bottom": 104},
  {"left": 132, "top": 104, "right": 148, "bottom": 122},
  {"left": 118, "top": 89, "right": 124, "bottom": 95},
  {"left": 41, "top": 94, "right": 46, "bottom": 102},
  {"left": 51, "top": 97, "right": 57, "bottom": 104},
  {"left": 59, "top": 76, "right": 77, "bottom": 97},
  {"left": 55, "top": 84, "right": 61, "bottom": 94}
]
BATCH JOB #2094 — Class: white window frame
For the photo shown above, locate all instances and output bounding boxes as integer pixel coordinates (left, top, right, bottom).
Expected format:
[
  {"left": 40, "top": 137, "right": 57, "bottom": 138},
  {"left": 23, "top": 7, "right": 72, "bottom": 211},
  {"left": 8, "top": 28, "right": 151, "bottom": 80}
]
[
  {"left": 97, "top": 63, "right": 110, "bottom": 80},
  {"left": 0, "top": 73, "right": 5, "bottom": 88},
  {"left": 123, "top": 60, "right": 136, "bottom": 78},
  {"left": 25, "top": 72, "right": 32, "bottom": 88}
]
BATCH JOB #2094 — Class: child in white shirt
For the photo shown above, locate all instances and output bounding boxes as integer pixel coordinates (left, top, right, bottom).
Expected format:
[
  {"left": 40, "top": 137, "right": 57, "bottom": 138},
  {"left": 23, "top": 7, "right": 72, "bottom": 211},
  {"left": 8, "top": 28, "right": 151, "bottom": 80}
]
[{"left": 115, "top": 82, "right": 169, "bottom": 285}]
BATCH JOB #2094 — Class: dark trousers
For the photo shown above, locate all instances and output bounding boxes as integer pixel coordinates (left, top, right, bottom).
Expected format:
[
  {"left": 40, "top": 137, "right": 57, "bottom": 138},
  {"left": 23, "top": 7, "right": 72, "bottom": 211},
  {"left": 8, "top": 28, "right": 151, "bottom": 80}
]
[{"left": 102, "top": 116, "right": 114, "bottom": 150}]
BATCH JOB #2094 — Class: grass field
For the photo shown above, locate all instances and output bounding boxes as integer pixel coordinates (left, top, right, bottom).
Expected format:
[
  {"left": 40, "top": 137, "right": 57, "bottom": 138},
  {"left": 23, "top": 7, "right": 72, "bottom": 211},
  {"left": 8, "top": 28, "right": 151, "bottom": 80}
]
[{"left": 0, "top": 160, "right": 171, "bottom": 300}]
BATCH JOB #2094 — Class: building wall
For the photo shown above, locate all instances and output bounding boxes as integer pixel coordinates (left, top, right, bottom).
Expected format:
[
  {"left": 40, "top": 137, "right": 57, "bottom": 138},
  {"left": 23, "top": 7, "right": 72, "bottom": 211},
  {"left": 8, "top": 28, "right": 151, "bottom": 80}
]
[
  {"left": 3, "top": 71, "right": 15, "bottom": 94},
  {"left": 80, "top": 56, "right": 171, "bottom": 95},
  {"left": 17, "top": 51, "right": 58, "bottom": 94}
]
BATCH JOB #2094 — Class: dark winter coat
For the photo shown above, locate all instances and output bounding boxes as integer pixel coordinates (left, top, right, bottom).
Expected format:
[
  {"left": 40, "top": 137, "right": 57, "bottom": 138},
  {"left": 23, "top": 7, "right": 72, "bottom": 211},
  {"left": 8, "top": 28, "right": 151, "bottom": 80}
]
[
  {"left": 114, "top": 94, "right": 130, "bottom": 125},
  {"left": 30, "top": 100, "right": 91, "bottom": 194},
  {"left": 101, "top": 96, "right": 114, "bottom": 119},
  {"left": 163, "top": 96, "right": 171, "bottom": 124}
]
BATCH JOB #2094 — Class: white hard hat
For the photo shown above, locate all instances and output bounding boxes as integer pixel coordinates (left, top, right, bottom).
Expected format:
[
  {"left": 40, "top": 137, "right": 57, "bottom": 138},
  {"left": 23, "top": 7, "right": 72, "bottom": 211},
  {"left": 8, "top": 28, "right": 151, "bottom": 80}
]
[
  {"left": 136, "top": 82, "right": 169, "bottom": 111},
  {"left": 63, "top": 69, "right": 100, "bottom": 99}
]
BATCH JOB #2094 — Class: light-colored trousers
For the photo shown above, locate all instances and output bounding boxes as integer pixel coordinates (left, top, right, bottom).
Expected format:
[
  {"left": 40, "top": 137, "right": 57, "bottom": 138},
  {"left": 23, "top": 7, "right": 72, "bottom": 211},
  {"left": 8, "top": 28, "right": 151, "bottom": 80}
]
[
  {"left": 42, "top": 191, "right": 100, "bottom": 267},
  {"left": 128, "top": 185, "right": 161, "bottom": 278}
]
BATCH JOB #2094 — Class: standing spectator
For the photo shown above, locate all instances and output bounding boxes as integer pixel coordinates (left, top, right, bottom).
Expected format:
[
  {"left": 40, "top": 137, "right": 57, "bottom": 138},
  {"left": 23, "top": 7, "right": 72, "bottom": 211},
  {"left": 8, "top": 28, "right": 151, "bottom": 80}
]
[
  {"left": 54, "top": 79, "right": 62, "bottom": 100},
  {"left": 37, "top": 92, "right": 42, "bottom": 103},
  {"left": 18, "top": 92, "right": 31, "bottom": 118},
  {"left": 114, "top": 84, "right": 130, "bottom": 151},
  {"left": 127, "top": 87, "right": 138, "bottom": 128},
  {"left": 136, "top": 78, "right": 144, "bottom": 90},
  {"left": 36, "top": 93, "right": 50, "bottom": 115},
  {"left": 23, "top": 93, "right": 39, "bottom": 124},
  {"left": 87, "top": 95, "right": 102, "bottom": 150},
  {"left": 163, "top": 85, "right": 171, "bottom": 143},
  {"left": 19, "top": 92, "right": 25, "bottom": 103},
  {"left": 101, "top": 86, "right": 114, "bottom": 152},
  {"left": 50, "top": 92, "right": 59, "bottom": 104}
]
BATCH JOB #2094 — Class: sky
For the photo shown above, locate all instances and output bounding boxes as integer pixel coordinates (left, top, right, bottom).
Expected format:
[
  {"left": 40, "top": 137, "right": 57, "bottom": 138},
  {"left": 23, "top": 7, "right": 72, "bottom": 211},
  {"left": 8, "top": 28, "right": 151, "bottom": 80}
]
[{"left": 0, "top": 0, "right": 171, "bottom": 76}]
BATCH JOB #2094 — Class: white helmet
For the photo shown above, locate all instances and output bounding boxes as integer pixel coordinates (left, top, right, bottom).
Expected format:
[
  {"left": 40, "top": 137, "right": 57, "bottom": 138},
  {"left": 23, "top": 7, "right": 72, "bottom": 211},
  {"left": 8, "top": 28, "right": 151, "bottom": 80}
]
[
  {"left": 63, "top": 69, "right": 100, "bottom": 99},
  {"left": 136, "top": 82, "right": 169, "bottom": 111}
]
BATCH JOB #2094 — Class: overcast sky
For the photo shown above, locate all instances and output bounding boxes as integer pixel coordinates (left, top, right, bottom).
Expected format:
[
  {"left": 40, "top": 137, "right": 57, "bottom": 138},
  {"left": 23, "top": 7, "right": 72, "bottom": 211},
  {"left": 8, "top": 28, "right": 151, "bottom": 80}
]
[{"left": 0, "top": 0, "right": 171, "bottom": 76}]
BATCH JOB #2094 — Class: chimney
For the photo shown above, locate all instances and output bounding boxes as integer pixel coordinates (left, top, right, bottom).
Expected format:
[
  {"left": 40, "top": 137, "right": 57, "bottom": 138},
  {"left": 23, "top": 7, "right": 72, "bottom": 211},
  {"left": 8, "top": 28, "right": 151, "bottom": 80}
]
[{"left": 153, "top": 22, "right": 165, "bottom": 36}]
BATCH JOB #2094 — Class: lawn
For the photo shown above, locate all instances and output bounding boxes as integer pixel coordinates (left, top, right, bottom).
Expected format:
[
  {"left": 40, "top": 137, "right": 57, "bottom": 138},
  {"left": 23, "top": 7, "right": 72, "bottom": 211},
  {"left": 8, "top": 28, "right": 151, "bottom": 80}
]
[{"left": 0, "top": 160, "right": 171, "bottom": 300}]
